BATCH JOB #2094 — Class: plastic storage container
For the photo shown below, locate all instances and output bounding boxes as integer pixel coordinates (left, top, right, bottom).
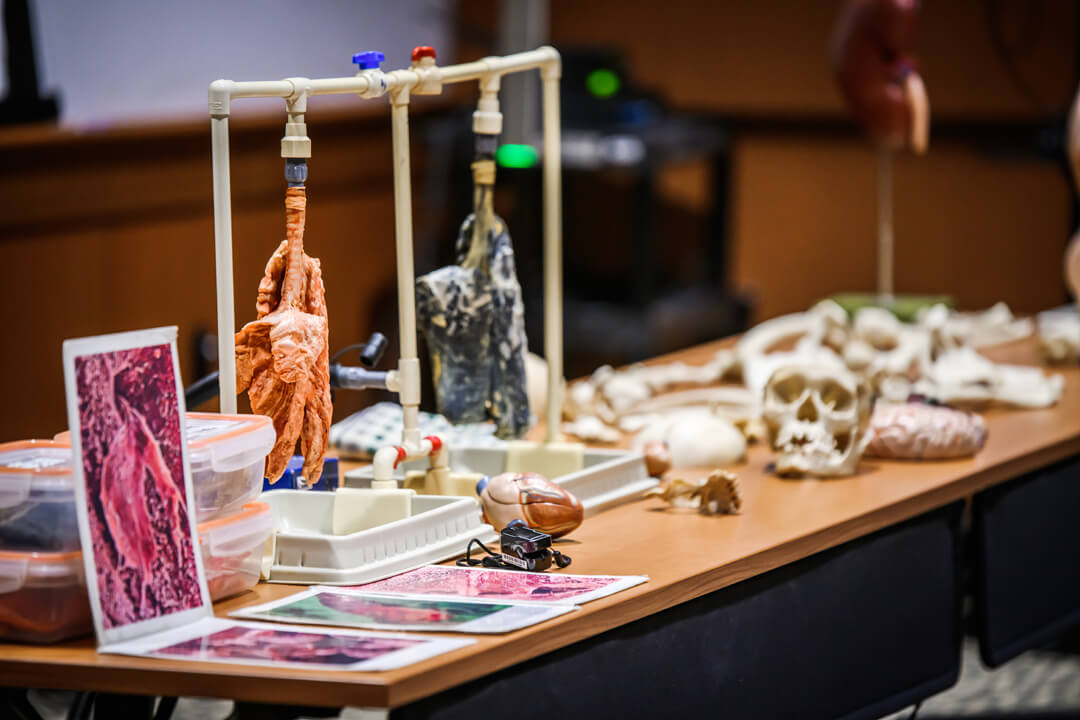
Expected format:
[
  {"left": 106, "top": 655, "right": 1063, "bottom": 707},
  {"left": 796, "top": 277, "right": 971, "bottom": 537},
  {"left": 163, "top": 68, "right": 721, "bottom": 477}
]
[
  {"left": 0, "top": 550, "right": 91, "bottom": 643},
  {"left": 187, "top": 413, "right": 275, "bottom": 523},
  {"left": 0, "top": 441, "right": 79, "bottom": 552},
  {"left": 198, "top": 501, "right": 273, "bottom": 602},
  {"left": 53, "top": 413, "right": 275, "bottom": 524},
  {"left": 347, "top": 446, "right": 656, "bottom": 516},
  {"left": 261, "top": 491, "right": 495, "bottom": 585}
]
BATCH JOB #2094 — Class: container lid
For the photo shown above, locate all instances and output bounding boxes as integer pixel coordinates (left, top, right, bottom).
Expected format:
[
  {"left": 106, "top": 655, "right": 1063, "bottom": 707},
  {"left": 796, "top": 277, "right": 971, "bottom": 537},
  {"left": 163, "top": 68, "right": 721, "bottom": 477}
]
[
  {"left": 198, "top": 502, "right": 273, "bottom": 557},
  {"left": 186, "top": 413, "right": 276, "bottom": 473},
  {"left": 0, "top": 550, "right": 83, "bottom": 594},
  {"left": 54, "top": 413, "right": 275, "bottom": 474},
  {"left": 0, "top": 441, "right": 74, "bottom": 509}
]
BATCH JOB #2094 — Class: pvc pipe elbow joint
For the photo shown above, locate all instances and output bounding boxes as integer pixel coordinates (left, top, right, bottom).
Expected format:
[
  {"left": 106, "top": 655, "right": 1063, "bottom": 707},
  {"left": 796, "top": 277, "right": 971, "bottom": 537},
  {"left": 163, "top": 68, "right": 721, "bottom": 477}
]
[{"left": 208, "top": 79, "right": 233, "bottom": 116}]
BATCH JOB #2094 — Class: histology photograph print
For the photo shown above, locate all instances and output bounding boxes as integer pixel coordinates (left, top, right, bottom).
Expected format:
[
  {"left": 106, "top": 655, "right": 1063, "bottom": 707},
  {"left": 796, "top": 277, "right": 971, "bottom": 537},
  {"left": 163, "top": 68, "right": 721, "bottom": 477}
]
[{"left": 75, "top": 344, "right": 202, "bottom": 629}]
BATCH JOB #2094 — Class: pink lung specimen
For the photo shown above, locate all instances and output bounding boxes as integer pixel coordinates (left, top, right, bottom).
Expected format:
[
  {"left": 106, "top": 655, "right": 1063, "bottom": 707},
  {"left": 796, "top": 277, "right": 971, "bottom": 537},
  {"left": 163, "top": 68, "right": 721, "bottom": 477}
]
[{"left": 75, "top": 345, "right": 202, "bottom": 629}]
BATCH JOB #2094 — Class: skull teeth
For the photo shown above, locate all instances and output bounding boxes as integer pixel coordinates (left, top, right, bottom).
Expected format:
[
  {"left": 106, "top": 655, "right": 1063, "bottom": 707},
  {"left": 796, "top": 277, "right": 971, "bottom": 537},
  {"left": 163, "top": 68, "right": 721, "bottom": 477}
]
[{"left": 777, "top": 421, "right": 848, "bottom": 456}]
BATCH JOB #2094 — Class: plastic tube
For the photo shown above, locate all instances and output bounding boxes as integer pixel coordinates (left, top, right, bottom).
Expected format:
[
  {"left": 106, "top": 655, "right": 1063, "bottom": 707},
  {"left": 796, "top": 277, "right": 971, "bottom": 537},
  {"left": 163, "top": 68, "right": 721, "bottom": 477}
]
[
  {"left": 210, "top": 114, "right": 237, "bottom": 413},
  {"left": 541, "top": 62, "right": 563, "bottom": 441},
  {"left": 372, "top": 436, "right": 443, "bottom": 485},
  {"left": 389, "top": 87, "right": 423, "bottom": 449}
]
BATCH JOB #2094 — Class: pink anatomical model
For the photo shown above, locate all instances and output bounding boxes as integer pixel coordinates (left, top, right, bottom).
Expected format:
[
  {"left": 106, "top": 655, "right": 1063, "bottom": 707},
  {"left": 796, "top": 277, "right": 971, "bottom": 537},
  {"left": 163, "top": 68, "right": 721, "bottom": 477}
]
[
  {"left": 866, "top": 401, "right": 987, "bottom": 460},
  {"left": 235, "top": 187, "right": 332, "bottom": 485}
]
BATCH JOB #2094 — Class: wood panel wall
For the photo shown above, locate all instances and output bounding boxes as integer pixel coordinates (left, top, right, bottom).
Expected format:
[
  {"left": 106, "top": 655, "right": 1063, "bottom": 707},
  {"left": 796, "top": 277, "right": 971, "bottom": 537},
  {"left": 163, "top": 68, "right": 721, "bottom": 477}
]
[
  {"left": 2, "top": 111, "right": 421, "bottom": 441},
  {"left": 462, "top": 0, "right": 1078, "bottom": 319}
]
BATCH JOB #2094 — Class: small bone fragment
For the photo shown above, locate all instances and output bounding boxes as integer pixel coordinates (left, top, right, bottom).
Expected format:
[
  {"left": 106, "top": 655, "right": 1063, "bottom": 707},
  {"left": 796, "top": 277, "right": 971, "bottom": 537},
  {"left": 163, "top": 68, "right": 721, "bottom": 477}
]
[
  {"left": 562, "top": 415, "right": 621, "bottom": 444},
  {"left": 642, "top": 441, "right": 672, "bottom": 477},
  {"left": 645, "top": 470, "right": 742, "bottom": 515}
]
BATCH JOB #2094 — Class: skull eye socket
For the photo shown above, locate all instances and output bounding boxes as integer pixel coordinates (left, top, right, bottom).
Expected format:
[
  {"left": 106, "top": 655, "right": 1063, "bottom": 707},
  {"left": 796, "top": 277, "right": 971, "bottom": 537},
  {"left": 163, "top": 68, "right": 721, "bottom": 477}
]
[
  {"left": 818, "top": 380, "right": 854, "bottom": 411},
  {"left": 768, "top": 374, "right": 806, "bottom": 404}
]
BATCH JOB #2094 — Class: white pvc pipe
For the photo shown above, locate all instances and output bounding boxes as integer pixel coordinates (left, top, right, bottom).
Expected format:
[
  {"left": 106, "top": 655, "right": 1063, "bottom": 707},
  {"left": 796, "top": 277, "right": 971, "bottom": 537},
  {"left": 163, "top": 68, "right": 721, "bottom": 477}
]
[
  {"left": 389, "top": 90, "right": 423, "bottom": 449},
  {"left": 210, "top": 114, "right": 237, "bottom": 413},
  {"left": 541, "top": 65, "right": 563, "bottom": 441},
  {"left": 372, "top": 436, "right": 445, "bottom": 485},
  {"left": 439, "top": 47, "right": 558, "bottom": 84},
  {"left": 208, "top": 48, "right": 563, "bottom": 435}
]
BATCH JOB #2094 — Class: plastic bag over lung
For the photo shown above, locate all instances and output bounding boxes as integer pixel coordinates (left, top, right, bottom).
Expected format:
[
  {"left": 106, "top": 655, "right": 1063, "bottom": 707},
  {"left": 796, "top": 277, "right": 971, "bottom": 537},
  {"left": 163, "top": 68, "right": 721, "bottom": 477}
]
[
  {"left": 235, "top": 187, "right": 332, "bottom": 484},
  {"left": 416, "top": 209, "right": 530, "bottom": 440}
]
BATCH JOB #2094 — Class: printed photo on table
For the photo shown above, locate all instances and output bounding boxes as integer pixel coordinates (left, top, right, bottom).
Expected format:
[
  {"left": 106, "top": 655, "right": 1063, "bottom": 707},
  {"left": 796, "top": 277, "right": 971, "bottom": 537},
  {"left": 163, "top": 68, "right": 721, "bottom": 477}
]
[
  {"left": 354, "top": 565, "right": 648, "bottom": 604},
  {"left": 151, "top": 625, "right": 424, "bottom": 666}
]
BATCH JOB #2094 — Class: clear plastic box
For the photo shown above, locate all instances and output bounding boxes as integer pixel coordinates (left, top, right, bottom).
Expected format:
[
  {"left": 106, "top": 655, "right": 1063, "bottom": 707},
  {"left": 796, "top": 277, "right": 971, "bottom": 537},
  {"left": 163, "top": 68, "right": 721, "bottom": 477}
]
[
  {"left": 186, "top": 413, "right": 275, "bottom": 523},
  {"left": 53, "top": 412, "right": 275, "bottom": 525},
  {"left": 0, "top": 549, "right": 91, "bottom": 643},
  {"left": 0, "top": 441, "right": 80, "bottom": 552},
  {"left": 198, "top": 501, "right": 273, "bottom": 602}
]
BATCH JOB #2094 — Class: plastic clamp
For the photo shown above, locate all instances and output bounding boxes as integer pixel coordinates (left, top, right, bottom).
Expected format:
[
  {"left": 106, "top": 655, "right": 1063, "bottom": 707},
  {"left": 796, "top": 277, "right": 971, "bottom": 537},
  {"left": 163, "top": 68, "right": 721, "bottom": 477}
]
[{"left": 353, "top": 51, "right": 385, "bottom": 70}]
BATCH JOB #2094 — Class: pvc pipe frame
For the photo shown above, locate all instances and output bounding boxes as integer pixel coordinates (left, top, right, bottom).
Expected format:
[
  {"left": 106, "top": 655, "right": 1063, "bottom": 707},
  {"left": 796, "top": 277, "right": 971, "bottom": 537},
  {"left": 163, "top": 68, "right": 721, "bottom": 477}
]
[{"left": 209, "top": 47, "right": 563, "bottom": 449}]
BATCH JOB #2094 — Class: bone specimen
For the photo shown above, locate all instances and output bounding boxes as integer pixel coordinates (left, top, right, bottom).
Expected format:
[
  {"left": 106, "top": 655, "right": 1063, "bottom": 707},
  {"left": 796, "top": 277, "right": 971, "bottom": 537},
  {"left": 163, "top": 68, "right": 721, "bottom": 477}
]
[
  {"left": 74, "top": 346, "right": 201, "bottom": 628},
  {"left": 634, "top": 410, "right": 747, "bottom": 468},
  {"left": 736, "top": 303, "right": 851, "bottom": 398},
  {"left": 235, "top": 187, "right": 332, "bottom": 485},
  {"left": 762, "top": 363, "right": 872, "bottom": 477},
  {"left": 917, "top": 302, "right": 1033, "bottom": 350},
  {"left": 478, "top": 472, "right": 583, "bottom": 538},
  {"left": 562, "top": 349, "right": 739, "bottom": 443},
  {"left": 562, "top": 415, "right": 622, "bottom": 444},
  {"left": 645, "top": 470, "right": 742, "bottom": 515},
  {"left": 1038, "top": 312, "right": 1080, "bottom": 365},
  {"left": 914, "top": 347, "right": 1064, "bottom": 409},
  {"left": 642, "top": 441, "right": 672, "bottom": 477},
  {"left": 866, "top": 401, "right": 987, "bottom": 459}
]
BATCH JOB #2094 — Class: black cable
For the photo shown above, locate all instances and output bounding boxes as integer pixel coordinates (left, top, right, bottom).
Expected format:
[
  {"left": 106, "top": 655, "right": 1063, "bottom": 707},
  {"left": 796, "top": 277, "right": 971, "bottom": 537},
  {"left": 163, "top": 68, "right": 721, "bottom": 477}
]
[
  {"left": 908, "top": 700, "right": 922, "bottom": 719},
  {"left": 456, "top": 537, "right": 572, "bottom": 571},
  {"left": 330, "top": 343, "right": 369, "bottom": 366},
  {"left": 457, "top": 538, "right": 511, "bottom": 569}
]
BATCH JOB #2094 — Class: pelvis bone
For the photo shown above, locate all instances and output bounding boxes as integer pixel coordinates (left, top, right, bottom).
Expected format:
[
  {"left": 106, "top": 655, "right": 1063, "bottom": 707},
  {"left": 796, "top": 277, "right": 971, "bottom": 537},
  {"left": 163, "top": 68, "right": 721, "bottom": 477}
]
[{"left": 762, "top": 363, "right": 872, "bottom": 477}]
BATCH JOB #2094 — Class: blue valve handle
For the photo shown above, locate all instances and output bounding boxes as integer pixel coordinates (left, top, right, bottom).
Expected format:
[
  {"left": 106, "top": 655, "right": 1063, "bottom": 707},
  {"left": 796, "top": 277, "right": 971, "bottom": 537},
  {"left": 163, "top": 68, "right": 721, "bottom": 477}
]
[{"left": 352, "top": 51, "right": 385, "bottom": 70}]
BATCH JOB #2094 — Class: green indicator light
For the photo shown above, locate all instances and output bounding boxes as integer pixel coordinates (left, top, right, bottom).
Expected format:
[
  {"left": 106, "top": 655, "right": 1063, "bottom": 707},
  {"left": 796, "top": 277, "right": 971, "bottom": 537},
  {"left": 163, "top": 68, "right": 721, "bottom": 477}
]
[
  {"left": 495, "top": 143, "right": 538, "bottom": 169},
  {"left": 586, "top": 68, "right": 620, "bottom": 99}
]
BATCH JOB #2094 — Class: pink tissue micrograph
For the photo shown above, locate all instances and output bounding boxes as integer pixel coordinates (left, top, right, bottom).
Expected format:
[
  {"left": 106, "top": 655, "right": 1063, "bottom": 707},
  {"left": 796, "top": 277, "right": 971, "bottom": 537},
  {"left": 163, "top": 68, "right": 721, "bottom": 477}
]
[
  {"left": 358, "top": 566, "right": 621, "bottom": 602},
  {"left": 75, "top": 345, "right": 202, "bottom": 629},
  {"left": 152, "top": 626, "right": 422, "bottom": 666}
]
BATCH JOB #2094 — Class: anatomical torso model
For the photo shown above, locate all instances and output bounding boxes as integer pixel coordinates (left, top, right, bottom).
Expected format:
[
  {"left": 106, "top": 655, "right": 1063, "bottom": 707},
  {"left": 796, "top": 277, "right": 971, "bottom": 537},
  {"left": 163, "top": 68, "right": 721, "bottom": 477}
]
[{"left": 235, "top": 187, "right": 332, "bottom": 485}]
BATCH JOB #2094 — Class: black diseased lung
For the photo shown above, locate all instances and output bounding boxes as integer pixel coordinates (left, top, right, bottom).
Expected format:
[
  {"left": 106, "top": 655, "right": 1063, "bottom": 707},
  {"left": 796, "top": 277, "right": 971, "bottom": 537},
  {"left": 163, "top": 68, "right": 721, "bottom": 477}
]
[{"left": 416, "top": 213, "right": 530, "bottom": 439}]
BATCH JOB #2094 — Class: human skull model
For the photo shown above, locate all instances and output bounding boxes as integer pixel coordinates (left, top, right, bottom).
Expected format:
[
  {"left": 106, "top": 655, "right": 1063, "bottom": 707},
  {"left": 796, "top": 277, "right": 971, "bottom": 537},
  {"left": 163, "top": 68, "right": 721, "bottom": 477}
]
[{"left": 762, "top": 363, "right": 872, "bottom": 477}]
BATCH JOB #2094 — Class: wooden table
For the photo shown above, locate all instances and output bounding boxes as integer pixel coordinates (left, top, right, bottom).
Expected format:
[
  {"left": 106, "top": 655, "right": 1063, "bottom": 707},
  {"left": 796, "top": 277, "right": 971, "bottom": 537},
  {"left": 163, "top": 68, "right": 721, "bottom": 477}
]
[{"left": 3, "top": 339, "right": 1079, "bottom": 717}]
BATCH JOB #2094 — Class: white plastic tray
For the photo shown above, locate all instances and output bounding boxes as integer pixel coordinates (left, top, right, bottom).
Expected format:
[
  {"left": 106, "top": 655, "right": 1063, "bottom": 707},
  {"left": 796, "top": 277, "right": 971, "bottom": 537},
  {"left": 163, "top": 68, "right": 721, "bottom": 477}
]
[
  {"left": 259, "top": 490, "right": 495, "bottom": 585},
  {"left": 345, "top": 446, "right": 657, "bottom": 516}
]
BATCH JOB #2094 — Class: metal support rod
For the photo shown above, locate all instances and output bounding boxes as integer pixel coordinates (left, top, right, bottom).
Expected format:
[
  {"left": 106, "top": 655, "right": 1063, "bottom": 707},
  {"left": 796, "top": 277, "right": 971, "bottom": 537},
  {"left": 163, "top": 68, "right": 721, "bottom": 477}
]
[{"left": 877, "top": 147, "right": 894, "bottom": 301}]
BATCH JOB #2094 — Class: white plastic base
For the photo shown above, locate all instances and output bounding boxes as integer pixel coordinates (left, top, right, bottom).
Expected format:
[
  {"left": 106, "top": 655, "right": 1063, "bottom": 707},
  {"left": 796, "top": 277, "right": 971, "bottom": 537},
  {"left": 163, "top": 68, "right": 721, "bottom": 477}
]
[
  {"left": 260, "top": 490, "right": 496, "bottom": 585},
  {"left": 346, "top": 446, "right": 657, "bottom": 517}
]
